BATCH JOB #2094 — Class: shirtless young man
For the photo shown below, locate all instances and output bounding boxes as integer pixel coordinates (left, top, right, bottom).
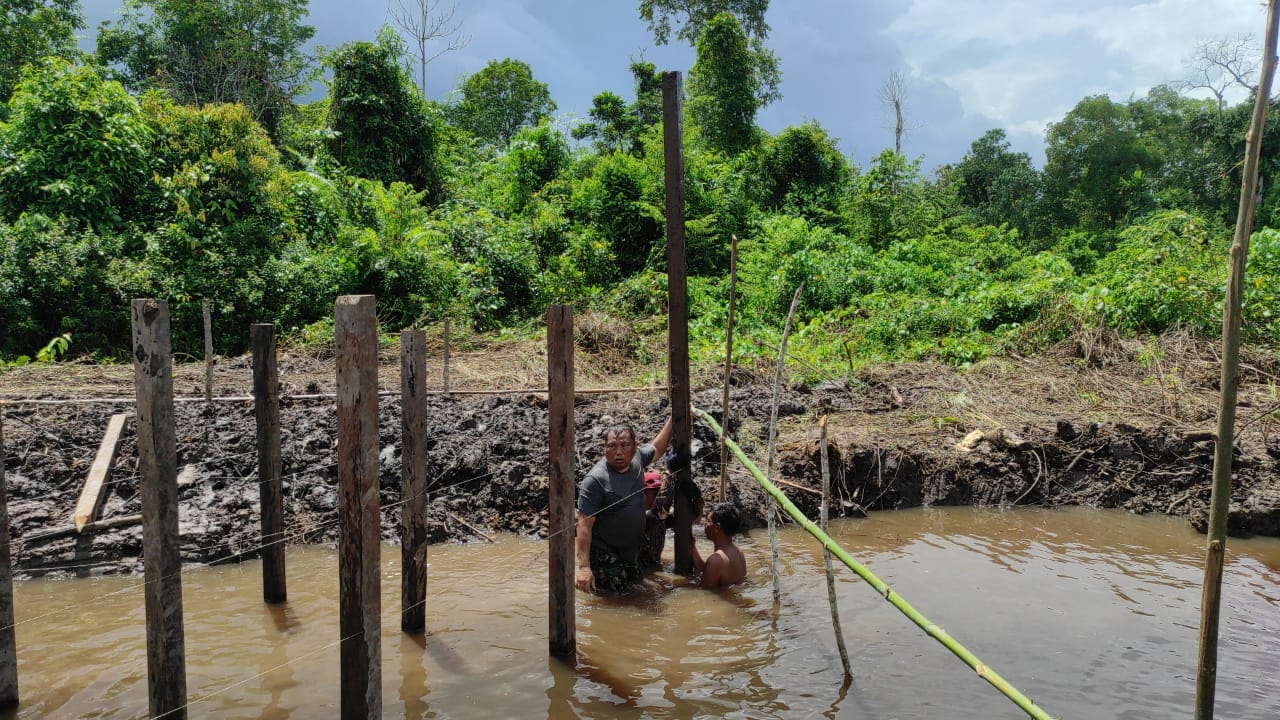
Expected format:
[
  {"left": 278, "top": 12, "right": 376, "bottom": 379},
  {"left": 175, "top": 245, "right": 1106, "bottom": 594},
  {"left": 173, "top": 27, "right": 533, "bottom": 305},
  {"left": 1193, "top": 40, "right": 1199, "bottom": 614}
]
[{"left": 691, "top": 502, "right": 747, "bottom": 589}]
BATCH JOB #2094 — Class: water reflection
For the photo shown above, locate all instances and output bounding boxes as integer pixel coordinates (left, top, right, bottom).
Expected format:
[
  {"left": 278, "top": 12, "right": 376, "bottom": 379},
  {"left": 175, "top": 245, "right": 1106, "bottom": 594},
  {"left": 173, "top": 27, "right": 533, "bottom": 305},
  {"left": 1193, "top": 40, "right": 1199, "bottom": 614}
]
[{"left": 3, "top": 507, "right": 1278, "bottom": 719}]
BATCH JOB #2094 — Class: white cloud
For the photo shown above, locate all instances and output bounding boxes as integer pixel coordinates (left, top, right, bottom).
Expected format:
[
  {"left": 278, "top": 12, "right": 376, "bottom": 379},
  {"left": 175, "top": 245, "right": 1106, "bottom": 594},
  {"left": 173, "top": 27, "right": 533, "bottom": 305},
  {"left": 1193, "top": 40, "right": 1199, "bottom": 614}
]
[{"left": 884, "top": 0, "right": 1266, "bottom": 146}]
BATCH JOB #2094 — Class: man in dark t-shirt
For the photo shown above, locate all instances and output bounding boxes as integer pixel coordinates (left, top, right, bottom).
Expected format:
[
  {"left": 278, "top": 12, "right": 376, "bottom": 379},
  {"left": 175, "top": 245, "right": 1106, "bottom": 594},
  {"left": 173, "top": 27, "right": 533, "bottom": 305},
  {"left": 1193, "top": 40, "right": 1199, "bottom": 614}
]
[{"left": 575, "top": 417, "right": 673, "bottom": 594}]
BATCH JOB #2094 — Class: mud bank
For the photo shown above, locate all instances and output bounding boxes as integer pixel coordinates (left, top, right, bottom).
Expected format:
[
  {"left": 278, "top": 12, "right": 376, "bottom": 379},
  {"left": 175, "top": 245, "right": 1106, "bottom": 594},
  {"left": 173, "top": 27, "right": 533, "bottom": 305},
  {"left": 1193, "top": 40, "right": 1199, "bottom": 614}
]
[{"left": 2, "top": 330, "right": 1278, "bottom": 577}]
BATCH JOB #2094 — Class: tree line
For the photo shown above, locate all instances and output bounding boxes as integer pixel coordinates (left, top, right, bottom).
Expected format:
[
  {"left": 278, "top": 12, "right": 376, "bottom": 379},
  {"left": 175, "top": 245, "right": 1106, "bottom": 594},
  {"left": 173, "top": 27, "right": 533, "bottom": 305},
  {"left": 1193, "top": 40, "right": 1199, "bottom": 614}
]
[{"left": 0, "top": 0, "right": 1277, "bottom": 371}]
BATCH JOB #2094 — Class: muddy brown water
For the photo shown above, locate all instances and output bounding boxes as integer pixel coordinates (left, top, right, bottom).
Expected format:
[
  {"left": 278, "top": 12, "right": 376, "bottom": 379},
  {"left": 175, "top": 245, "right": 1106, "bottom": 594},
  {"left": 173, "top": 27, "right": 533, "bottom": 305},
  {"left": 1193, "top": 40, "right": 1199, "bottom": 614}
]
[{"left": 5, "top": 507, "right": 1278, "bottom": 719}]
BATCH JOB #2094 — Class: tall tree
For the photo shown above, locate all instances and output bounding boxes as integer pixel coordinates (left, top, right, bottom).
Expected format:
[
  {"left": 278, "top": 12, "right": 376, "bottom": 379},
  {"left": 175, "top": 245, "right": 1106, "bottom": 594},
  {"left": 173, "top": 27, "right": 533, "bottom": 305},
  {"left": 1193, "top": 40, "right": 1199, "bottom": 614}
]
[
  {"left": 450, "top": 58, "right": 555, "bottom": 147},
  {"left": 388, "top": 0, "right": 470, "bottom": 98},
  {"left": 326, "top": 28, "right": 438, "bottom": 197},
  {"left": 639, "top": 0, "right": 768, "bottom": 45},
  {"left": 878, "top": 69, "right": 912, "bottom": 154},
  {"left": 572, "top": 59, "right": 663, "bottom": 154},
  {"left": 948, "top": 128, "right": 1043, "bottom": 240},
  {"left": 638, "top": 0, "right": 779, "bottom": 106},
  {"left": 0, "top": 0, "right": 83, "bottom": 104},
  {"left": 1043, "top": 95, "right": 1160, "bottom": 231},
  {"left": 688, "top": 13, "right": 759, "bottom": 156},
  {"left": 1173, "top": 34, "right": 1260, "bottom": 121},
  {"left": 96, "top": 0, "right": 315, "bottom": 138}
]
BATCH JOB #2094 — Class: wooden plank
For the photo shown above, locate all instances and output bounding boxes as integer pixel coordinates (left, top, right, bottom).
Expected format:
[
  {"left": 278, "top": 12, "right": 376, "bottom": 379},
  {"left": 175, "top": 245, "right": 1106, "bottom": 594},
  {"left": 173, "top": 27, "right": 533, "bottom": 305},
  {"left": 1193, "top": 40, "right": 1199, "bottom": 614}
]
[
  {"left": 335, "top": 295, "right": 381, "bottom": 719},
  {"left": 547, "top": 305, "right": 575, "bottom": 658},
  {"left": 253, "top": 324, "right": 286, "bottom": 604},
  {"left": 74, "top": 412, "right": 129, "bottom": 531},
  {"left": 131, "top": 298, "right": 187, "bottom": 719},
  {"left": 0, "top": 410, "right": 18, "bottom": 707},
  {"left": 400, "top": 329, "right": 428, "bottom": 634},
  {"left": 663, "top": 71, "right": 695, "bottom": 575},
  {"left": 24, "top": 513, "right": 145, "bottom": 544}
]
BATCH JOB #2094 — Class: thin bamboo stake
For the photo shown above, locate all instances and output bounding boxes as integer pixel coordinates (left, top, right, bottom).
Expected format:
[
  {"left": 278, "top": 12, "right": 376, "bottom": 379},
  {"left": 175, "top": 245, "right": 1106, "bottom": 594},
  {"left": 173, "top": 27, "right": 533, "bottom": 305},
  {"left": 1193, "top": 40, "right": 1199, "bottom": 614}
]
[
  {"left": 1197, "top": 3, "right": 1279, "bottom": 718},
  {"left": 819, "top": 416, "right": 853, "bottom": 679},
  {"left": 765, "top": 282, "right": 804, "bottom": 605},
  {"left": 719, "top": 234, "right": 739, "bottom": 503},
  {"left": 695, "top": 408, "right": 1057, "bottom": 720}
]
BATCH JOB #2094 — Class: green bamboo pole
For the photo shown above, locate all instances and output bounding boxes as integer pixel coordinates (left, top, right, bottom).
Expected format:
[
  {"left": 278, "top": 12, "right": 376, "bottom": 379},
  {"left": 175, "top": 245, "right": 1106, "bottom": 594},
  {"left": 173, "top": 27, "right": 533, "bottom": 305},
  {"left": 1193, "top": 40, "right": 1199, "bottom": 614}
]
[
  {"left": 694, "top": 408, "right": 1057, "bottom": 720},
  {"left": 1197, "top": 5, "right": 1279, "bottom": 718}
]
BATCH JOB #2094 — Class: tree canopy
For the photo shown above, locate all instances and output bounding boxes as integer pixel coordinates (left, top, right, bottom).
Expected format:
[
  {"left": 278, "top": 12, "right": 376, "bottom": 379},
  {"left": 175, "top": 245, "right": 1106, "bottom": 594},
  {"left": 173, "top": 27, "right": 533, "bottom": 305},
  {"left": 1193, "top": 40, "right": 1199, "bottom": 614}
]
[
  {"left": 688, "top": 13, "right": 760, "bottom": 156},
  {"left": 0, "top": 0, "right": 83, "bottom": 104},
  {"left": 96, "top": 0, "right": 315, "bottom": 138},
  {"left": 450, "top": 58, "right": 556, "bottom": 147}
]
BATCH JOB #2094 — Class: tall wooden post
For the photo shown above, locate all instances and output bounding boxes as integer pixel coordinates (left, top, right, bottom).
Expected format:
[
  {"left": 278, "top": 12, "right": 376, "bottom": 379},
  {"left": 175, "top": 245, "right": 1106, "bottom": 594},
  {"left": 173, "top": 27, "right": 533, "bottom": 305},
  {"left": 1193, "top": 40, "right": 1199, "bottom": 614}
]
[
  {"left": 252, "top": 324, "right": 286, "bottom": 604},
  {"left": 336, "top": 295, "right": 382, "bottom": 719},
  {"left": 547, "top": 306, "right": 576, "bottom": 657},
  {"left": 719, "top": 235, "right": 739, "bottom": 503},
  {"left": 1197, "top": 3, "right": 1279, "bottom": 718},
  {"left": 131, "top": 299, "right": 187, "bottom": 719},
  {"left": 0, "top": 410, "right": 18, "bottom": 708},
  {"left": 202, "top": 299, "right": 213, "bottom": 402},
  {"left": 400, "top": 330, "right": 429, "bottom": 634},
  {"left": 663, "top": 71, "right": 695, "bottom": 574},
  {"left": 442, "top": 317, "right": 451, "bottom": 395}
]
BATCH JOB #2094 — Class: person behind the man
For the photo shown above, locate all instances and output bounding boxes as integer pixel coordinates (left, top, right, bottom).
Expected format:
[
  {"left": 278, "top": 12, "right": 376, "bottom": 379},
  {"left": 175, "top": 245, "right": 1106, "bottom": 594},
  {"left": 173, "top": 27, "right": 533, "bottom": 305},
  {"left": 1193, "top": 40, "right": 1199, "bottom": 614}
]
[
  {"left": 690, "top": 502, "right": 748, "bottom": 589},
  {"left": 576, "top": 417, "right": 673, "bottom": 594},
  {"left": 640, "top": 457, "right": 704, "bottom": 572}
]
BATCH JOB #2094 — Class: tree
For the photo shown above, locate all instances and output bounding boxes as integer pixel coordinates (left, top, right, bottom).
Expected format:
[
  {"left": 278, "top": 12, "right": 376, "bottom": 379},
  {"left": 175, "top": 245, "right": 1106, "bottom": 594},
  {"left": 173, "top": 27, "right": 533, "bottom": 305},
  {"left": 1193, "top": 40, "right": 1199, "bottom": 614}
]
[
  {"left": 388, "top": 0, "right": 470, "bottom": 98},
  {"left": 1043, "top": 95, "right": 1160, "bottom": 231},
  {"left": 450, "top": 58, "right": 556, "bottom": 147},
  {"left": 688, "top": 13, "right": 759, "bottom": 156},
  {"left": 326, "top": 28, "right": 438, "bottom": 197},
  {"left": 1173, "top": 34, "right": 1260, "bottom": 121},
  {"left": 639, "top": 0, "right": 768, "bottom": 45},
  {"left": 572, "top": 59, "right": 663, "bottom": 154},
  {"left": 755, "top": 121, "right": 849, "bottom": 223},
  {"left": 948, "top": 129, "right": 1043, "bottom": 241},
  {"left": 878, "top": 69, "right": 913, "bottom": 154},
  {"left": 96, "top": 0, "right": 315, "bottom": 138},
  {"left": 638, "top": 0, "right": 779, "bottom": 106},
  {"left": 0, "top": 0, "right": 83, "bottom": 104}
]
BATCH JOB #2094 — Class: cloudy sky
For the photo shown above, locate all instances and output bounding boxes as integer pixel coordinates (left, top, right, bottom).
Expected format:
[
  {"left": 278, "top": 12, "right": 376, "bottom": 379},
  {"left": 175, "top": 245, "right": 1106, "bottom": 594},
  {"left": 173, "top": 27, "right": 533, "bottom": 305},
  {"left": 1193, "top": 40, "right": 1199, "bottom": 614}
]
[{"left": 84, "top": 0, "right": 1267, "bottom": 169}]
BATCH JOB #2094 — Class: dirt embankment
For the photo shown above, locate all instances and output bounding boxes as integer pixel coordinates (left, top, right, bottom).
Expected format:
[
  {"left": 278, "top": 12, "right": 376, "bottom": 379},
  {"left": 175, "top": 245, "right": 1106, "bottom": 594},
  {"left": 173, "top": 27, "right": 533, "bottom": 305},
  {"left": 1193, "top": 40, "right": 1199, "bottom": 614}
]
[{"left": 2, "top": 328, "right": 1278, "bottom": 577}]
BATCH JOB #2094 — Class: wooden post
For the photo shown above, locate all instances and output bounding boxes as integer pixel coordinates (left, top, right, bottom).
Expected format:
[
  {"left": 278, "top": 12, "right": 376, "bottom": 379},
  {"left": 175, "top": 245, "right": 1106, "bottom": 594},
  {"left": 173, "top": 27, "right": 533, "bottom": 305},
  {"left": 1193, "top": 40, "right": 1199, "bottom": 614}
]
[
  {"left": 719, "top": 234, "right": 739, "bottom": 503},
  {"left": 820, "top": 417, "right": 853, "bottom": 679},
  {"left": 766, "top": 284, "right": 806, "bottom": 604},
  {"left": 442, "top": 317, "right": 451, "bottom": 395},
  {"left": 131, "top": 299, "right": 187, "bottom": 719},
  {"left": 203, "top": 298, "right": 213, "bottom": 402},
  {"left": 400, "top": 330, "right": 429, "bottom": 634},
  {"left": 547, "top": 305, "right": 576, "bottom": 657},
  {"left": 0, "top": 410, "right": 18, "bottom": 708},
  {"left": 1197, "top": 4, "right": 1279, "bottom": 718},
  {"left": 335, "top": 295, "right": 381, "bottom": 719},
  {"left": 252, "top": 324, "right": 286, "bottom": 604},
  {"left": 663, "top": 71, "right": 695, "bottom": 575}
]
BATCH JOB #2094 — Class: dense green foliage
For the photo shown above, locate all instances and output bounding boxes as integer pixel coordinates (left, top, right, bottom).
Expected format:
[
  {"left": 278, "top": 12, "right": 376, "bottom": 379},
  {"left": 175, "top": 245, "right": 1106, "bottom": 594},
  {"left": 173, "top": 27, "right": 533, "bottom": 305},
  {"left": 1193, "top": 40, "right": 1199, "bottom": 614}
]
[
  {"left": 325, "top": 29, "right": 439, "bottom": 198},
  {"left": 0, "top": 0, "right": 82, "bottom": 105},
  {"left": 96, "top": 0, "right": 315, "bottom": 138},
  {"left": 1, "top": 0, "right": 1277, "bottom": 374},
  {"left": 687, "top": 13, "right": 759, "bottom": 156}
]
